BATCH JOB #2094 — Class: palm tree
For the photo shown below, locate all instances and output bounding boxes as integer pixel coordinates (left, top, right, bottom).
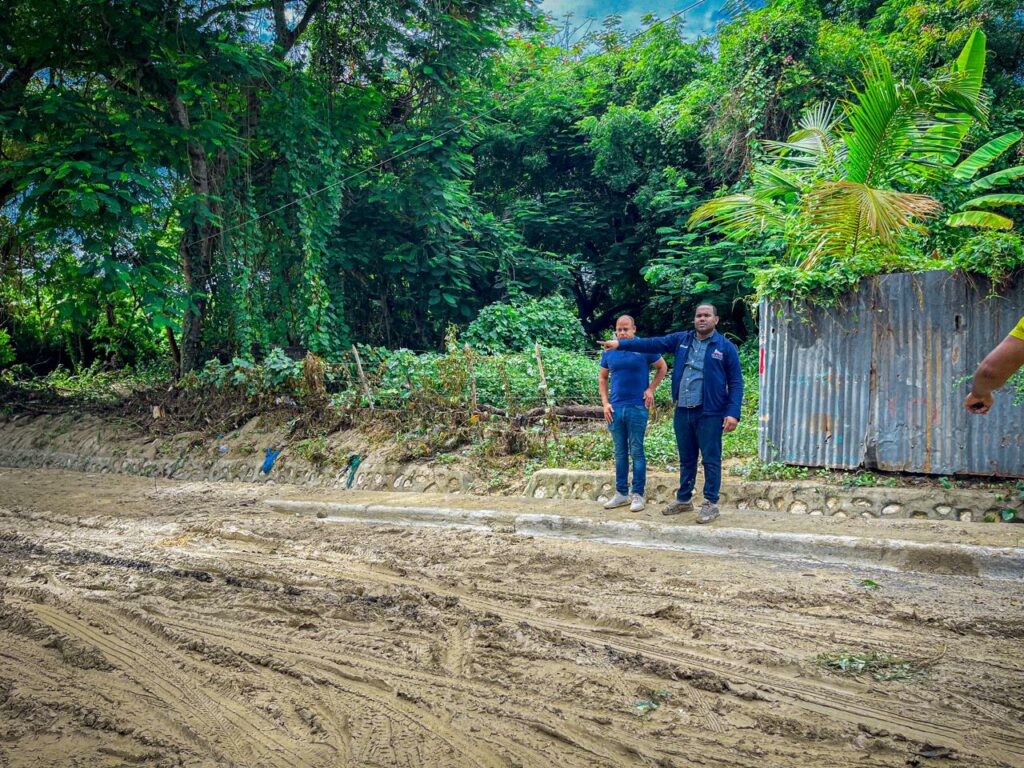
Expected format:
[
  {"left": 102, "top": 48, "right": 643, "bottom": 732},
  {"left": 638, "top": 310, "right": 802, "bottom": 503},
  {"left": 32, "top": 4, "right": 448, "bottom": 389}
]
[{"left": 688, "top": 30, "right": 989, "bottom": 268}]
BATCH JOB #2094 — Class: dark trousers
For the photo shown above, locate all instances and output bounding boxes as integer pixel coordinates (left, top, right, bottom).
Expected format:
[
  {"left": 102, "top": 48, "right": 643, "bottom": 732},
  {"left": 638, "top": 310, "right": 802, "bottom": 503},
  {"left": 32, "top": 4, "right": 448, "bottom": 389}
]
[{"left": 673, "top": 405, "right": 723, "bottom": 504}]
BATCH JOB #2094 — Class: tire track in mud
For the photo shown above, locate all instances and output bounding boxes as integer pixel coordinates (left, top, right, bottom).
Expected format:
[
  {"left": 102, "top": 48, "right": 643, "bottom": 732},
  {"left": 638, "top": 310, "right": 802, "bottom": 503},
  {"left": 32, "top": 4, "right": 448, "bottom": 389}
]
[
  {"left": 473, "top": 589, "right": 1024, "bottom": 763},
  {"left": 323, "top": 554, "right": 1024, "bottom": 765},
  {"left": 98, "top": 600, "right": 529, "bottom": 768},
  {"left": 17, "top": 533, "right": 1022, "bottom": 765},
  {"left": 4, "top": 482, "right": 1023, "bottom": 768},
  {"left": 12, "top": 593, "right": 323, "bottom": 768},
  {"left": 138, "top": 544, "right": 1022, "bottom": 767},
  {"left": 442, "top": 617, "right": 470, "bottom": 678},
  {"left": 150, "top": 608, "right": 657, "bottom": 768},
  {"left": 153, "top": 533, "right": 1024, "bottom": 764}
]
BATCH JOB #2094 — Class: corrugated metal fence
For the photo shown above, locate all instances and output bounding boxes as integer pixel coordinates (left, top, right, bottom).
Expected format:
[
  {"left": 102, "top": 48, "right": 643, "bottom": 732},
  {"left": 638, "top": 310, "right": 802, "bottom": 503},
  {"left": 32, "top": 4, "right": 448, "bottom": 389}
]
[{"left": 759, "top": 270, "right": 1024, "bottom": 477}]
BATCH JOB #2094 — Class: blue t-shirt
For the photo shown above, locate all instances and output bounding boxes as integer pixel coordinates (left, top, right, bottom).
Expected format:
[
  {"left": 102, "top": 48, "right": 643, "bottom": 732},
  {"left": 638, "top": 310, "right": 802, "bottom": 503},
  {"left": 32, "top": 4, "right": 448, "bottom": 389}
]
[{"left": 600, "top": 350, "right": 663, "bottom": 407}]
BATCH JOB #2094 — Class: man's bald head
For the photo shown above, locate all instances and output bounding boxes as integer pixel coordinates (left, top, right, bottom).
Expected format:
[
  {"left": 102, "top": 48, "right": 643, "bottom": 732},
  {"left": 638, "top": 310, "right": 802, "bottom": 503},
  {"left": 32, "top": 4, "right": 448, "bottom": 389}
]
[{"left": 614, "top": 315, "right": 637, "bottom": 340}]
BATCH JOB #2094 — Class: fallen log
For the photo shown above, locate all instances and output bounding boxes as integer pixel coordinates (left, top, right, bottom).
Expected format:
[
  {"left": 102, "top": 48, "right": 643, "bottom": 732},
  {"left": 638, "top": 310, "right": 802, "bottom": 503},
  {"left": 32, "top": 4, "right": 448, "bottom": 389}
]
[{"left": 475, "top": 404, "right": 605, "bottom": 422}]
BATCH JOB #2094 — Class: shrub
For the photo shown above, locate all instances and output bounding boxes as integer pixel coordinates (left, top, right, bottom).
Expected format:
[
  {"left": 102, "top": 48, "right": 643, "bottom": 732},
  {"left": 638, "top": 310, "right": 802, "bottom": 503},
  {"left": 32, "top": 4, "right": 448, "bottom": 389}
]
[
  {"left": 194, "top": 348, "right": 303, "bottom": 396},
  {"left": 951, "top": 231, "right": 1024, "bottom": 293},
  {"left": 0, "top": 329, "right": 14, "bottom": 368},
  {"left": 464, "top": 295, "right": 586, "bottom": 353}
]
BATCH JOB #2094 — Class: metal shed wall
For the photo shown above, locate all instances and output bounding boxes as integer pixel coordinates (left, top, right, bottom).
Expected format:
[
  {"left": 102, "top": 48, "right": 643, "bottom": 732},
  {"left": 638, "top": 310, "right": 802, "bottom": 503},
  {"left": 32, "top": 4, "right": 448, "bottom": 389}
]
[{"left": 759, "top": 270, "right": 1024, "bottom": 477}]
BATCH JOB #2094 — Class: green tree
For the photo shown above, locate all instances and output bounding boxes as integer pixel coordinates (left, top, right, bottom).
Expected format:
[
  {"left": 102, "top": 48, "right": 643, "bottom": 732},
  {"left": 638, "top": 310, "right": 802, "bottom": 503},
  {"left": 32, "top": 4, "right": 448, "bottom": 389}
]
[{"left": 689, "top": 31, "right": 989, "bottom": 267}]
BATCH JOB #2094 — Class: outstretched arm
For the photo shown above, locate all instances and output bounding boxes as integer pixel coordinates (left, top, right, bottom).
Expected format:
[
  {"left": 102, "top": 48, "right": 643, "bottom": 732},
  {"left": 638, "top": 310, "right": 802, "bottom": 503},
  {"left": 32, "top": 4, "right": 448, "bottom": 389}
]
[
  {"left": 965, "top": 335, "right": 1024, "bottom": 414},
  {"left": 598, "top": 332, "right": 683, "bottom": 356}
]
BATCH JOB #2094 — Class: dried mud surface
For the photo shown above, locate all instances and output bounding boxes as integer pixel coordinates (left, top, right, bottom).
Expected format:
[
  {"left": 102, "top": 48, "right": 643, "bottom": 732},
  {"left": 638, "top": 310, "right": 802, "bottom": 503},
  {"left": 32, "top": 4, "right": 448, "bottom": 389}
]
[{"left": 1, "top": 468, "right": 1023, "bottom": 768}]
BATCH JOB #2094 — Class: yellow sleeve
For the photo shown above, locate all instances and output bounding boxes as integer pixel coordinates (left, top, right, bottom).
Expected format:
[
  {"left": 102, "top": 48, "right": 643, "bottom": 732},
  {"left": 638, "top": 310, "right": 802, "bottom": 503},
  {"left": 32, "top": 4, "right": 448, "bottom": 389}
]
[{"left": 1012, "top": 316, "right": 1024, "bottom": 342}]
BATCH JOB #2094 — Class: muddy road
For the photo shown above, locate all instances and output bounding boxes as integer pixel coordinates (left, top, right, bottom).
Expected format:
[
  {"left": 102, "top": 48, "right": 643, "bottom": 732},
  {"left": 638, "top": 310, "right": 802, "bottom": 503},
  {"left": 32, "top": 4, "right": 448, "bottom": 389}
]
[{"left": 1, "top": 468, "right": 1022, "bottom": 767}]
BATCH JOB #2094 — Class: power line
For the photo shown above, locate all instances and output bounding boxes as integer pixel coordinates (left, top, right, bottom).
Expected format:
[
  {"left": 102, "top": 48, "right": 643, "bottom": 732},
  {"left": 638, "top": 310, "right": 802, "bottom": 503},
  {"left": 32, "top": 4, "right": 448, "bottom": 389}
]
[{"left": 185, "top": 0, "right": 708, "bottom": 250}]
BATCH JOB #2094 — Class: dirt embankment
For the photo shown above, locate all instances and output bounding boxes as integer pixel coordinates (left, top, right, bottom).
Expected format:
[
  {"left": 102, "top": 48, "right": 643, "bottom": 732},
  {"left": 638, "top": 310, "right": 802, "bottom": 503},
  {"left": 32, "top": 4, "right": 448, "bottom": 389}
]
[{"left": 1, "top": 468, "right": 1023, "bottom": 767}]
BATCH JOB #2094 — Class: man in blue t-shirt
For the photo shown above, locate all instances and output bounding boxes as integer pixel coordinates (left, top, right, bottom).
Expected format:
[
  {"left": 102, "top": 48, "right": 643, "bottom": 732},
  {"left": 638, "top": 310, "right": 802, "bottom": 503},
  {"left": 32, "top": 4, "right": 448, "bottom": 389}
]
[{"left": 599, "top": 315, "right": 668, "bottom": 512}]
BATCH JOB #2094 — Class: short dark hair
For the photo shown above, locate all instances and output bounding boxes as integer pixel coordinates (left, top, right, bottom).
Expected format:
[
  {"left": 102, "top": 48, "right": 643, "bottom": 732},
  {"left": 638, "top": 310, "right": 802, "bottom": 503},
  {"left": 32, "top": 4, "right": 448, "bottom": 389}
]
[{"left": 696, "top": 302, "right": 718, "bottom": 317}]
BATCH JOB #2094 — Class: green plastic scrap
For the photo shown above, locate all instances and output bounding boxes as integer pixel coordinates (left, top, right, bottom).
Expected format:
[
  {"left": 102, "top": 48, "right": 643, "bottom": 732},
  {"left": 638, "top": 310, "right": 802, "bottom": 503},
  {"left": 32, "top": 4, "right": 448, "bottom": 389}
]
[
  {"left": 633, "top": 690, "right": 671, "bottom": 715},
  {"left": 345, "top": 455, "right": 362, "bottom": 488},
  {"left": 851, "top": 578, "right": 881, "bottom": 589}
]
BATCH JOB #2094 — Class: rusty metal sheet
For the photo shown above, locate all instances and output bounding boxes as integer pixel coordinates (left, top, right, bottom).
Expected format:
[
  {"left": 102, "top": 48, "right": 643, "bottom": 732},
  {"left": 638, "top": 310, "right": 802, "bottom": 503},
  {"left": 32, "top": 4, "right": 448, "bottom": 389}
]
[
  {"left": 959, "top": 275, "right": 1024, "bottom": 476},
  {"left": 759, "top": 270, "right": 1024, "bottom": 477},
  {"left": 759, "top": 293, "right": 874, "bottom": 469},
  {"left": 871, "top": 271, "right": 966, "bottom": 474}
]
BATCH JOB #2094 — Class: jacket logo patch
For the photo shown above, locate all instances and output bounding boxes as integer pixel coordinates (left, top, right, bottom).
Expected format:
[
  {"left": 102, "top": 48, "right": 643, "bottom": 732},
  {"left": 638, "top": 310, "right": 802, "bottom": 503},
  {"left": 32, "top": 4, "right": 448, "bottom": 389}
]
[{"left": 711, "top": 349, "right": 724, "bottom": 360}]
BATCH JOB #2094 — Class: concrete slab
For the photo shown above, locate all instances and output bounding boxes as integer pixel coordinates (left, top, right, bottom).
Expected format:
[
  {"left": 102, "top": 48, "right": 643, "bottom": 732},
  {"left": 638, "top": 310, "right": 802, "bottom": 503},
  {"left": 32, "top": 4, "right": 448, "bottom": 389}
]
[{"left": 266, "top": 492, "right": 1024, "bottom": 581}]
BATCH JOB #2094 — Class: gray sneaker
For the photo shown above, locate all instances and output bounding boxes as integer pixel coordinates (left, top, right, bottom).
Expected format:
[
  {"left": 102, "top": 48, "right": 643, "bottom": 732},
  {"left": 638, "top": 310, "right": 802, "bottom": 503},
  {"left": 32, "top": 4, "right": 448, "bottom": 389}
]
[
  {"left": 696, "top": 501, "right": 720, "bottom": 524},
  {"left": 662, "top": 499, "right": 694, "bottom": 516},
  {"left": 629, "top": 494, "right": 646, "bottom": 512},
  {"left": 604, "top": 492, "right": 630, "bottom": 510}
]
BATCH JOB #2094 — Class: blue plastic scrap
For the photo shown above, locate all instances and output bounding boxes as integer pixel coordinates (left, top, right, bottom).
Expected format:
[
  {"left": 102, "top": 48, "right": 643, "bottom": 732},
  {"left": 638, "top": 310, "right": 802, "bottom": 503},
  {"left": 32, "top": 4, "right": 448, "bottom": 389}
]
[{"left": 261, "top": 448, "right": 282, "bottom": 475}]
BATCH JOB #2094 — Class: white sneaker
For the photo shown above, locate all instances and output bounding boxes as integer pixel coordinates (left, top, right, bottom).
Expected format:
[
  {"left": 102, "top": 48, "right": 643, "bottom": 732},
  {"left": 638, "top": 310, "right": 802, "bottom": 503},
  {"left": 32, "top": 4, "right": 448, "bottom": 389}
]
[
  {"left": 630, "top": 494, "right": 646, "bottom": 512},
  {"left": 603, "top": 493, "right": 630, "bottom": 509}
]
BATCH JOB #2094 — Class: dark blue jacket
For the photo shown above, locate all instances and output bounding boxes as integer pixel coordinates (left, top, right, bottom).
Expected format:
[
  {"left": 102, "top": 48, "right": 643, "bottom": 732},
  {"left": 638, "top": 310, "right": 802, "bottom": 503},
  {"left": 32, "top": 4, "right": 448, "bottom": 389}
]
[{"left": 618, "top": 330, "right": 743, "bottom": 420}]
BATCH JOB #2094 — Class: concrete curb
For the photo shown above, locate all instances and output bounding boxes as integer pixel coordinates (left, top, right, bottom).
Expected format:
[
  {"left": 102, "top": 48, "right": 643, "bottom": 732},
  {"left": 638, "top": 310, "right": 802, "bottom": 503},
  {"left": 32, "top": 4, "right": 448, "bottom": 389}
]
[{"left": 267, "top": 499, "right": 1024, "bottom": 581}]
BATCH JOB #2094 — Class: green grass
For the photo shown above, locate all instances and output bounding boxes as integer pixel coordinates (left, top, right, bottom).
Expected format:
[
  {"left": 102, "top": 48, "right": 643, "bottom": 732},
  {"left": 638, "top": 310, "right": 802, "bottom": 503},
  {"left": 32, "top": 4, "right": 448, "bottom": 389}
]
[{"left": 731, "top": 459, "right": 811, "bottom": 481}]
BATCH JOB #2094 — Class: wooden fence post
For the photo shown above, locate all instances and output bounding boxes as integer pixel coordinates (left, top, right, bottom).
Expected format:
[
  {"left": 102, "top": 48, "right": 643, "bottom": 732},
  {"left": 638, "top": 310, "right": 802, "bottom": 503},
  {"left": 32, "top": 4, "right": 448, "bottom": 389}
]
[
  {"left": 534, "top": 342, "right": 549, "bottom": 409},
  {"left": 351, "top": 345, "right": 374, "bottom": 410},
  {"left": 534, "top": 342, "right": 558, "bottom": 447},
  {"left": 464, "top": 343, "right": 478, "bottom": 413}
]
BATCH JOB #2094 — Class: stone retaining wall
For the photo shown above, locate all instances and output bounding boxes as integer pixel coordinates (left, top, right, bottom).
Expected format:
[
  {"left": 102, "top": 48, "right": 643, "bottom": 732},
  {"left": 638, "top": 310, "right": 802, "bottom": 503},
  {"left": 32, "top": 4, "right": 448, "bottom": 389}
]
[
  {"left": 524, "top": 469, "right": 1021, "bottom": 522},
  {"left": 2, "top": 413, "right": 1019, "bottom": 521},
  {"left": 0, "top": 413, "right": 472, "bottom": 493}
]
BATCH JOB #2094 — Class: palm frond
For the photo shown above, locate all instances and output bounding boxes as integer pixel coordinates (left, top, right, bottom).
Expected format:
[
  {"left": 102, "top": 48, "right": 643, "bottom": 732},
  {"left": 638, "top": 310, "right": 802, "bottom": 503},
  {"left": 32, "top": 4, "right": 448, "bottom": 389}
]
[
  {"left": 842, "top": 53, "right": 915, "bottom": 185},
  {"left": 752, "top": 166, "right": 806, "bottom": 197},
  {"left": 954, "top": 28, "right": 987, "bottom": 103},
  {"left": 918, "top": 29, "right": 989, "bottom": 164},
  {"left": 687, "top": 194, "right": 786, "bottom": 239},
  {"left": 763, "top": 101, "right": 843, "bottom": 168},
  {"left": 805, "top": 181, "right": 941, "bottom": 255}
]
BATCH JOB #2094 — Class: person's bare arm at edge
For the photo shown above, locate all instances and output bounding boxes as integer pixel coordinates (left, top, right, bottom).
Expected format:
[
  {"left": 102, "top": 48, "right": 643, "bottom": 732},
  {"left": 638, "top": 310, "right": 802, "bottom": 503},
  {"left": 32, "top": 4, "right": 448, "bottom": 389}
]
[
  {"left": 965, "top": 335, "right": 1024, "bottom": 414},
  {"left": 644, "top": 358, "right": 668, "bottom": 408},
  {"left": 599, "top": 367, "right": 614, "bottom": 423}
]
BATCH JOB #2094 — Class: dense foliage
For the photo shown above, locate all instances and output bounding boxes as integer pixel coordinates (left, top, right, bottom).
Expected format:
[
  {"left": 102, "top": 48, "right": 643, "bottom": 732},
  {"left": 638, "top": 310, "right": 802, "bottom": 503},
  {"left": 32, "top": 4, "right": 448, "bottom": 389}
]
[{"left": 2, "top": 0, "right": 1022, "bottom": 375}]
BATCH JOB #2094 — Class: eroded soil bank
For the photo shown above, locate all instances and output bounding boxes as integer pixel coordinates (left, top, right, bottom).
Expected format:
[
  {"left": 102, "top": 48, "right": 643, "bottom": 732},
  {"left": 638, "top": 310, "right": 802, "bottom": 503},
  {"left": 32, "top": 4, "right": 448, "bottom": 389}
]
[{"left": 1, "top": 468, "right": 1023, "bottom": 767}]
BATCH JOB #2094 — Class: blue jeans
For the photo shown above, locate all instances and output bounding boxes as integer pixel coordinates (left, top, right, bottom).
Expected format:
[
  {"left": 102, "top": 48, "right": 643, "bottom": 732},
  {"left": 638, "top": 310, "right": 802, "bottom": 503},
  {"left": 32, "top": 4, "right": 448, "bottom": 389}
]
[
  {"left": 608, "top": 405, "right": 649, "bottom": 496},
  {"left": 673, "top": 405, "right": 723, "bottom": 504}
]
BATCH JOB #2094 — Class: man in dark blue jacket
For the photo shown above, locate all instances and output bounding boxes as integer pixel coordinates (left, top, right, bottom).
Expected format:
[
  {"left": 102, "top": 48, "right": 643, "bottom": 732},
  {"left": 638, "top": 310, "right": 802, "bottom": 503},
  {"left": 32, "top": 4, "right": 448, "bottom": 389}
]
[{"left": 599, "top": 303, "right": 743, "bottom": 523}]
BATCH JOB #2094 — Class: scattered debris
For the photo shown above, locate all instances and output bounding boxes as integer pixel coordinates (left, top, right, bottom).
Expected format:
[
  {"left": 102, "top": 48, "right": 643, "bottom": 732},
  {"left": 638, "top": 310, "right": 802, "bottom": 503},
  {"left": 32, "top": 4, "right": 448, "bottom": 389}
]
[
  {"left": 917, "top": 744, "right": 955, "bottom": 759},
  {"left": 851, "top": 578, "right": 881, "bottom": 589},
  {"left": 816, "top": 651, "right": 921, "bottom": 682},
  {"left": 345, "top": 454, "right": 362, "bottom": 488},
  {"left": 633, "top": 689, "right": 671, "bottom": 716},
  {"left": 261, "top": 448, "right": 282, "bottom": 475}
]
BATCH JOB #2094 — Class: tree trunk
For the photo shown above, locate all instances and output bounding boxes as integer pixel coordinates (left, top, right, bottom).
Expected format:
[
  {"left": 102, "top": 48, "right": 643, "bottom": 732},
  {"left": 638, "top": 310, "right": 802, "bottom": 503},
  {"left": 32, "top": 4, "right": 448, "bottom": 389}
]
[{"left": 168, "top": 92, "right": 228, "bottom": 374}]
